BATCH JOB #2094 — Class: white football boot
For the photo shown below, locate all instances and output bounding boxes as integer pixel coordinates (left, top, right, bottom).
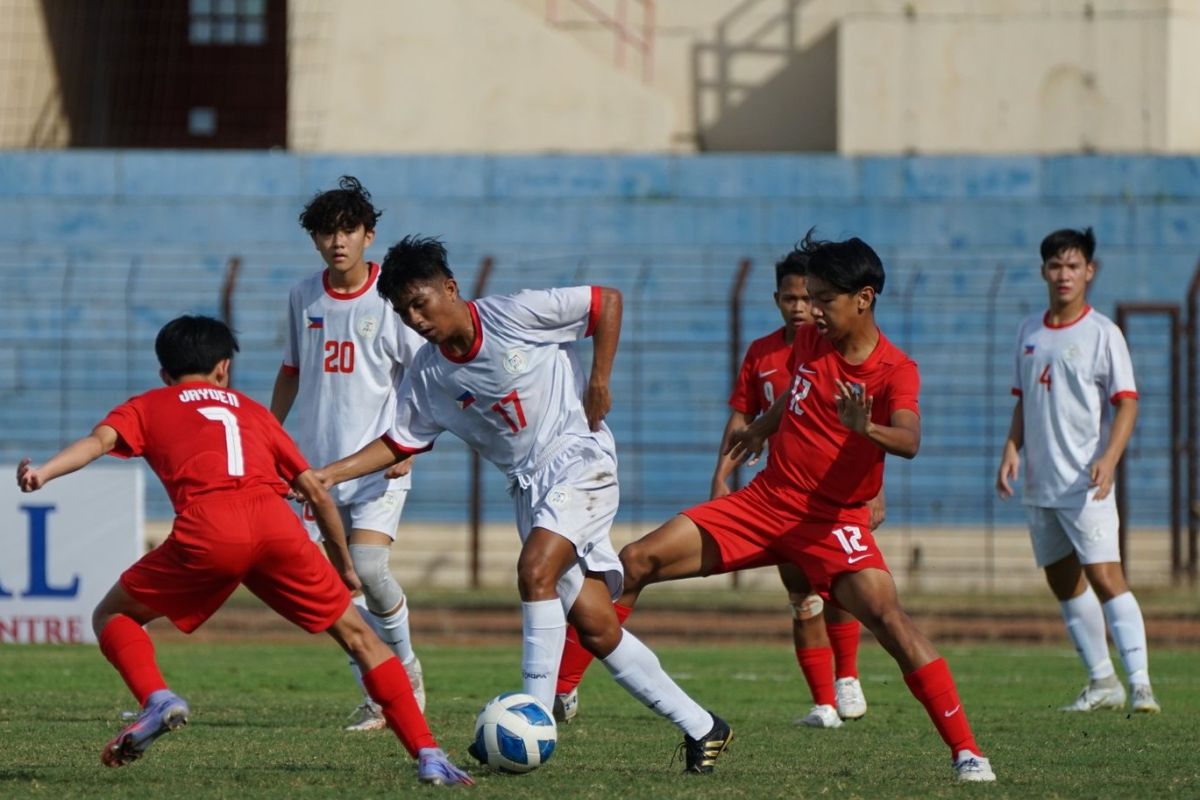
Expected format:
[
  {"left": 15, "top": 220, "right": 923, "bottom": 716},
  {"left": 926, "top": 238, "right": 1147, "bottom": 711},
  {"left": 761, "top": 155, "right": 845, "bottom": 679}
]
[
  {"left": 1060, "top": 678, "right": 1126, "bottom": 712},
  {"left": 1128, "top": 683, "right": 1161, "bottom": 714},
  {"left": 953, "top": 750, "right": 997, "bottom": 782},
  {"left": 553, "top": 688, "right": 579, "bottom": 724},
  {"left": 834, "top": 677, "right": 867, "bottom": 720},
  {"left": 796, "top": 703, "right": 843, "bottom": 728},
  {"left": 344, "top": 700, "right": 387, "bottom": 732}
]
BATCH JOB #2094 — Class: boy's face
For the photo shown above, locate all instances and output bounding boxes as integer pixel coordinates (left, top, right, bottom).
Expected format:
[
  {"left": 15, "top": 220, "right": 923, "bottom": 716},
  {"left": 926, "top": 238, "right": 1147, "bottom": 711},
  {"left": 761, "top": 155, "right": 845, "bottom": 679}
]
[
  {"left": 1041, "top": 247, "right": 1094, "bottom": 308},
  {"left": 805, "top": 274, "right": 873, "bottom": 341},
  {"left": 775, "top": 273, "right": 812, "bottom": 332},
  {"left": 312, "top": 224, "right": 374, "bottom": 274},
  {"left": 387, "top": 278, "right": 462, "bottom": 344}
]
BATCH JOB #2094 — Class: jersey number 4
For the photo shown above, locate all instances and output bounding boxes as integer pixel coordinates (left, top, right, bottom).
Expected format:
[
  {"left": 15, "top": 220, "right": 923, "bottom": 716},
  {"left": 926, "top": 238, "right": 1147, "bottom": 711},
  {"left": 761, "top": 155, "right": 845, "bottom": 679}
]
[
  {"left": 491, "top": 390, "right": 528, "bottom": 433},
  {"left": 197, "top": 407, "right": 245, "bottom": 476},
  {"left": 323, "top": 340, "right": 356, "bottom": 373},
  {"left": 1038, "top": 364, "right": 1052, "bottom": 392}
]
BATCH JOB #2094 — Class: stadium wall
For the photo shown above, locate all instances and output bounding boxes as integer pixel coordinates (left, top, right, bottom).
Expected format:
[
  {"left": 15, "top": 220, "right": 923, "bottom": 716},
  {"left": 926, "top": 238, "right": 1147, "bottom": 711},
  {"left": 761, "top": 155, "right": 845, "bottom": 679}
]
[{"left": 0, "top": 152, "right": 1195, "bottom": 539}]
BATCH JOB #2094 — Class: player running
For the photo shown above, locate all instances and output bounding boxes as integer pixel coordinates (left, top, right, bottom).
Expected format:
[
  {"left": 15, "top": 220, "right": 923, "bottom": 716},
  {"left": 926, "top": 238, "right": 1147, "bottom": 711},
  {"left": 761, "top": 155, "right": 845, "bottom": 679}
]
[
  {"left": 271, "top": 176, "right": 427, "bottom": 730},
  {"left": 317, "top": 236, "right": 733, "bottom": 774},
  {"left": 615, "top": 233, "right": 996, "bottom": 783},
  {"left": 997, "top": 227, "right": 1159, "bottom": 714},
  {"left": 16, "top": 316, "right": 471, "bottom": 786},
  {"left": 552, "top": 246, "right": 879, "bottom": 730}
]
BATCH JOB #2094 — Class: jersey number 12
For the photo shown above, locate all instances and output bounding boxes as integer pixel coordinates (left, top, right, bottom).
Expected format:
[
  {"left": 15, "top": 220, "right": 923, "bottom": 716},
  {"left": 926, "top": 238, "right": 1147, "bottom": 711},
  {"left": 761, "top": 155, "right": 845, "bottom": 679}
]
[{"left": 198, "top": 407, "right": 245, "bottom": 476}]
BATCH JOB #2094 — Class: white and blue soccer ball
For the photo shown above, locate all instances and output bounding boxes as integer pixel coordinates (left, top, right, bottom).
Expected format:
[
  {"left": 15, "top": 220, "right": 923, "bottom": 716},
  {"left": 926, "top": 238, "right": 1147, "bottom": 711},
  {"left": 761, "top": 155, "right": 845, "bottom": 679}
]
[{"left": 472, "top": 692, "right": 557, "bottom": 773}]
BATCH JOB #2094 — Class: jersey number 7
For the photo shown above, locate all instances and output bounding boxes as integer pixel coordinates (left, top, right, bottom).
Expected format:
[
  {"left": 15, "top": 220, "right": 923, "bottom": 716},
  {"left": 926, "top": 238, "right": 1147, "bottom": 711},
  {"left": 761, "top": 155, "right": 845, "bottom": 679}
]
[{"left": 198, "top": 407, "right": 245, "bottom": 476}]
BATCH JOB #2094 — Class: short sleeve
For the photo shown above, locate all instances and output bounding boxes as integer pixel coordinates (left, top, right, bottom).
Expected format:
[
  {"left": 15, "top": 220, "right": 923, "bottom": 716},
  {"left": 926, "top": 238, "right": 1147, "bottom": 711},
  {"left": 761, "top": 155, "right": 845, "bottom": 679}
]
[
  {"left": 282, "top": 286, "right": 301, "bottom": 373},
  {"left": 727, "top": 346, "right": 760, "bottom": 415},
  {"left": 486, "top": 286, "right": 600, "bottom": 345},
  {"left": 100, "top": 397, "right": 147, "bottom": 459},
  {"left": 886, "top": 360, "right": 921, "bottom": 417},
  {"left": 384, "top": 372, "right": 442, "bottom": 454},
  {"left": 1103, "top": 325, "right": 1138, "bottom": 404}
]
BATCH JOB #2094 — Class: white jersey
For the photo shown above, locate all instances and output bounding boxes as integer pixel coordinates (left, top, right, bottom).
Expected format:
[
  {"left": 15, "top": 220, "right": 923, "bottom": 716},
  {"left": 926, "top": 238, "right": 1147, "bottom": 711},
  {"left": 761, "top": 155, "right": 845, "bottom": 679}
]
[
  {"left": 385, "top": 286, "right": 615, "bottom": 486},
  {"left": 282, "top": 262, "right": 426, "bottom": 505},
  {"left": 1011, "top": 305, "right": 1137, "bottom": 508}
]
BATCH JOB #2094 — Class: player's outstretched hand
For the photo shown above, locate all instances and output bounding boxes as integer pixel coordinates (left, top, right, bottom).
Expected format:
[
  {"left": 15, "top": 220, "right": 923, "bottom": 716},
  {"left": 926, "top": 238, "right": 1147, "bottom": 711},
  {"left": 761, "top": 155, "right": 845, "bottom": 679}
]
[
  {"left": 726, "top": 427, "right": 766, "bottom": 466},
  {"left": 834, "top": 380, "right": 872, "bottom": 434},
  {"left": 996, "top": 449, "right": 1020, "bottom": 498},
  {"left": 16, "top": 458, "right": 44, "bottom": 492},
  {"left": 584, "top": 381, "right": 612, "bottom": 432}
]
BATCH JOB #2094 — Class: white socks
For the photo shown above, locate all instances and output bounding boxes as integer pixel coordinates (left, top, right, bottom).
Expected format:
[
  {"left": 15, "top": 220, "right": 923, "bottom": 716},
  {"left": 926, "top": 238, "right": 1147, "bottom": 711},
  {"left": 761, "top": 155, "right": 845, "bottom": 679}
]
[
  {"left": 1102, "top": 591, "right": 1150, "bottom": 686},
  {"left": 521, "top": 599, "right": 567, "bottom": 709},
  {"left": 373, "top": 595, "right": 417, "bottom": 666},
  {"left": 1059, "top": 585, "right": 1116, "bottom": 681},
  {"left": 600, "top": 630, "right": 713, "bottom": 740}
]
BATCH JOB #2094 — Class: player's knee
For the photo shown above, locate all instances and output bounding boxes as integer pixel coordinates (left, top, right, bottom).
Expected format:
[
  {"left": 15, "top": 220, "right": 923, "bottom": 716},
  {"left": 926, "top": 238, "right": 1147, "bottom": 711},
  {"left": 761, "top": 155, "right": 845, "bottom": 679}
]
[
  {"left": 617, "top": 542, "right": 652, "bottom": 591},
  {"left": 790, "top": 592, "right": 823, "bottom": 621},
  {"left": 349, "top": 544, "right": 404, "bottom": 615},
  {"left": 515, "top": 556, "right": 559, "bottom": 600}
]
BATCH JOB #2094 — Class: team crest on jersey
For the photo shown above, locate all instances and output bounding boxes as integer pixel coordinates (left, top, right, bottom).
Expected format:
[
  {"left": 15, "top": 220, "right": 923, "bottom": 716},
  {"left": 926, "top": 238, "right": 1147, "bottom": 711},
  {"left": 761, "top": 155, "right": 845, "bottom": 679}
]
[
  {"left": 356, "top": 315, "right": 379, "bottom": 339},
  {"left": 502, "top": 348, "right": 529, "bottom": 375},
  {"left": 1065, "top": 344, "right": 1080, "bottom": 362},
  {"left": 456, "top": 390, "right": 477, "bottom": 410}
]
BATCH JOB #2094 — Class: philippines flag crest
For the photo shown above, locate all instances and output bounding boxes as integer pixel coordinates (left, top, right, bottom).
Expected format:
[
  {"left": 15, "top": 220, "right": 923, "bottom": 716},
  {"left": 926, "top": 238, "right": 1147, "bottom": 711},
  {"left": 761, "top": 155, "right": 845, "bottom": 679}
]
[
  {"left": 307, "top": 316, "right": 324, "bottom": 329},
  {"left": 1023, "top": 344, "right": 1035, "bottom": 355},
  {"left": 456, "top": 390, "right": 476, "bottom": 410}
]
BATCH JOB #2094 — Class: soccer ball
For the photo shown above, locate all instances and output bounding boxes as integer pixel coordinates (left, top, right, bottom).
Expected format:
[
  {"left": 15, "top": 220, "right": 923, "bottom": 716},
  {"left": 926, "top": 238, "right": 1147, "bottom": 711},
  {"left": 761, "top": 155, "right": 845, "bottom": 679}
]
[{"left": 471, "top": 692, "right": 557, "bottom": 773}]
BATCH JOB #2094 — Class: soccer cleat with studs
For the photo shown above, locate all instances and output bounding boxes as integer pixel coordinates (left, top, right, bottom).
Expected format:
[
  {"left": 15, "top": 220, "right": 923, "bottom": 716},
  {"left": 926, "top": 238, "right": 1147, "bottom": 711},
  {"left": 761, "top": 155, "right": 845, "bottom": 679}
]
[
  {"left": 344, "top": 700, "right": 388, "bottom": 732},
  {"left": 1059, "top": 679, "right": 1126, "bottom": 712},
  {"left": 1128, "top": 683, "right": 1161, "bottom": 714},
  {"left": 101, "top": 689, "right": 190, "bottom": 767},
  {"left": 678, "top": 712, "right": 733, "bottom": 774},
  {"left": 796, "top": 703, "right": 843, "bottom": 729},
  {"left": 834, "top": 677, "right": 868, "bottom": 720},
  {"left": 552, "top": 688, "right": 578, "bottom": 724},
  {"left": 417, "top": 747, "right": 475, "bottom": 786},
  {"left": 952, "top": 749, "right": 996, "bottom": 782}
]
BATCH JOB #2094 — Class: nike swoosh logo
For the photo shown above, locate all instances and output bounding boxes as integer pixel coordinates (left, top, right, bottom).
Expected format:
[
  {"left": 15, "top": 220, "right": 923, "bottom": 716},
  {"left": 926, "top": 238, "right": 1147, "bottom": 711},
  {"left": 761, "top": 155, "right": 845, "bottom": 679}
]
[
  {"left": 757, "top": 369, "right": 777, "bottom": 378},
  {"left": 797, "top": 365, "right": 817, "bottom": 374},
  {"left": 847, "top": 554, "right": 872, "bottom": 564},
  {"left": 944, "top": 705, "right": 961, "bottom": 717}
]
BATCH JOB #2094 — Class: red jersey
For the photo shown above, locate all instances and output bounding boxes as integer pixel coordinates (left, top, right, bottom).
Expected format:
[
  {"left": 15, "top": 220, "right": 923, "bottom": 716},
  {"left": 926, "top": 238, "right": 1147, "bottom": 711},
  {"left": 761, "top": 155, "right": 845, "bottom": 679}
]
[
  {"left": 101, "top": 381, "right": 310, "bottom": 512},
  {"left": 760, "top": 324, "right": 919, "bottom": 518},
  {"left": 728, "top": 326, "right": 792, "bottom": 473}
]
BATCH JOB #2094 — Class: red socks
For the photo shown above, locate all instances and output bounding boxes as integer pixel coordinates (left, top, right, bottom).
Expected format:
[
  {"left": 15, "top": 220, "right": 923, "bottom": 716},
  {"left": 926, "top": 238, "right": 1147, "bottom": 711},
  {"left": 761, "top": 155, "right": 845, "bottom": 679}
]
[
  {"left": 904, "top": 658, "right": 981, "bottom": 757},
  {"left": 98, "top": 615, "right": 167, "bottom": 706},
  {"left": 826, "top": 621, "right": 861, "bottom": 679},
  {"left": 362, "top": 656, "right": 437, "bottom": 758},
  {"left": 795, "top": 646, "right": 836, "bottom": 706},
  {"left": 556, "top": 601, "right": 632, "bottom": 695}
]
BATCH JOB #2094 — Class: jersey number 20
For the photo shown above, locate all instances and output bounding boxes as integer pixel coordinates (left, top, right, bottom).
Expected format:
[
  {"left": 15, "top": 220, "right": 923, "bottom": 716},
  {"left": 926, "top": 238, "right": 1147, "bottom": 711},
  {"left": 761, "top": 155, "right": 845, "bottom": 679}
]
[
  {"left": 324, "top": 340, "right": 356, "bottom": 373},
  {"left": 198, "top": 407, "right": 245, "bottom": 476}
]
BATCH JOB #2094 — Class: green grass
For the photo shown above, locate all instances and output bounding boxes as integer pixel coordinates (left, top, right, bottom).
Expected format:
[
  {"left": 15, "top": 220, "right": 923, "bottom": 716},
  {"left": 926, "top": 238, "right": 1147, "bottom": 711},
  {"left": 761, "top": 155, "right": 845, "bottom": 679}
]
[{"left": 1, "top": 641, "right": 1197, "bottom": 798}]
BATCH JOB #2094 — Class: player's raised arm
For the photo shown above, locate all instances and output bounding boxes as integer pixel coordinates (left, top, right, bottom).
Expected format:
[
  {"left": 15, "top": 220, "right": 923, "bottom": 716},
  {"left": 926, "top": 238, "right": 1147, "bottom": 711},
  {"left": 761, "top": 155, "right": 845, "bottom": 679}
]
[
  {"left": 584, "top": 286, "right": 622, "bottom": 431},
  {"left": 996, "top": 399, "right": 1024, "bottom": 498},
  {"left": 17, "top": 424, "right": 120, "bottom": 492},
  {"left": 316, "top": 436, "right": 409, "bottom": 489}
]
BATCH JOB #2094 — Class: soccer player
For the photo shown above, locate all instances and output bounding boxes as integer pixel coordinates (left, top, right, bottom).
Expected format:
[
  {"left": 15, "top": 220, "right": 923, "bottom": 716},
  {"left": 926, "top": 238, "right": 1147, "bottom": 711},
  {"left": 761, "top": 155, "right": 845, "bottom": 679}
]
[
  {"left": 15, "top": 316, "right": 471, "bottom": 786},
  {"left": 615, "top": 233, "right": 996, "bottom": 782},
  {"left": 317, "top": 236, "right": 734, "bottom": 774},
  {"left": 270, "top": 176, "right": 428, "bottom": 731},
  {"left": 996, "top": 227, "right": 1159, "bottom": 714},
  {"left": 552, "top": 248, "right": 879, "bottom": 730}
]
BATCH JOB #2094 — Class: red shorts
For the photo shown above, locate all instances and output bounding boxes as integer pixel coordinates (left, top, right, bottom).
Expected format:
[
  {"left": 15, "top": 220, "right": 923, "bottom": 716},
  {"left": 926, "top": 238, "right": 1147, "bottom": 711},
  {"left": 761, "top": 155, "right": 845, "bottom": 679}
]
[
  {"left": 682, "top": 479, "right": 889, "bottom": 598},
  {"left": 120, "top": 488, "right": 351, "bottom": 634}
]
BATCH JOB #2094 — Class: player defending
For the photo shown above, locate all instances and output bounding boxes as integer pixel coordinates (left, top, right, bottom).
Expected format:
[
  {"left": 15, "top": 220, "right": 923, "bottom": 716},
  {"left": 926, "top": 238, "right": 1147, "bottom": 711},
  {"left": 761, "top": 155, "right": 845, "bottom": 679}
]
[
  {"left": 271, "top": 176, "right": 427, "bottom": 731},
  {"left": 615, "top": 233, "right": 996, "bottom": 782},
  {"left": 996, "top": 227, "right": 1159, "bottom": 714},
  {"left": 15, "top": 316, "right": 470, "bottom": 786},
  {"left": 318, "top": 236, "right": 734, "bottom": 774},
  {"left": 551, "top": 247, "right": 877, "bottom": 730}
]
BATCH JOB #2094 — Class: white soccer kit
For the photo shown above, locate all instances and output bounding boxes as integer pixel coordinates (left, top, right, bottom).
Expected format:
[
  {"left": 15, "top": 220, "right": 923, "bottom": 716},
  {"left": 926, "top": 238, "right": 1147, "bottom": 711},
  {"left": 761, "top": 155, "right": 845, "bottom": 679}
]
[
  {"left": 385, "top": 286, "right": 622, "bottom": 609},
  {"left": 1011, "top": 305, "right": 1137, "bottom": 565},
  {"left": 282, "top": 263, "right": 426, "bottom": 531}
]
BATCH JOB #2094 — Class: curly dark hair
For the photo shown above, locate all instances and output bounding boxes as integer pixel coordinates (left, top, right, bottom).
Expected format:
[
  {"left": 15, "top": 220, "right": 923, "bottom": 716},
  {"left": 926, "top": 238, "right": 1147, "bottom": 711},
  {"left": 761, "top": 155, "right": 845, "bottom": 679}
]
[{"left": 298, "top": 175, "right": 382, "bottom": 234}]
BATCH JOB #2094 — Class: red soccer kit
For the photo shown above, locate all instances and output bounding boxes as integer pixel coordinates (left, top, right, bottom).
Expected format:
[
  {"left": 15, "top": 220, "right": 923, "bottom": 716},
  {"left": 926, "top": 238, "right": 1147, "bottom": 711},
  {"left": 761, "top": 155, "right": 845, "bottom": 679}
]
[
  {"left": 687, "top": 324, "right": 920, "bottom": 596},
  {"left": 101, "top": 381, "right": 351, "bottom": 633},
  {"left": 728, "top": 326, "right": 792, "bottom": 475}
]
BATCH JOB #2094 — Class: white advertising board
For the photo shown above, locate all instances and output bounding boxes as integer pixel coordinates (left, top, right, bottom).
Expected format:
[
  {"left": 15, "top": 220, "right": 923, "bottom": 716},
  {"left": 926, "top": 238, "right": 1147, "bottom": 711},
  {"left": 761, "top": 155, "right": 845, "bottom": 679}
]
[{"left": 1, "top": 465, "right": 143, "bottom": 644}]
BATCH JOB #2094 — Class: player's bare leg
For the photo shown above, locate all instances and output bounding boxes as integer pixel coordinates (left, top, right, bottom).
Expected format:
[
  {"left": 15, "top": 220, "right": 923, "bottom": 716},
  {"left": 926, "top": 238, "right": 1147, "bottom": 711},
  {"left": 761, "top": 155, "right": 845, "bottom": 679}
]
[
  {"left": 618, "top": 515, "right": 723, "bottom": 606},
  {"left": 1044, "top": 553, "right": 1156, "bottom": 712},
  {"left": 833, "top": 568, "right": 994, "bottom": 782},
  {"left": 515, "top": 528, "right": 579, "bottom": 709},
  {"left": 325, "top": 602, "right": 472, "bottom": 785},
  {"left": 92, "top": 584, "right": 190, "bottom": 767}
]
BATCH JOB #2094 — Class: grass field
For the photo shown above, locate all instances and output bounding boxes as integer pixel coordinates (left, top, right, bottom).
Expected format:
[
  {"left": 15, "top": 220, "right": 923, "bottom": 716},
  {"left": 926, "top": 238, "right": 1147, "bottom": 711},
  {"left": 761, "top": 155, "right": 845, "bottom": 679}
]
[{"left": 1, "top": 640, "right": 1197, "bottom": 799}]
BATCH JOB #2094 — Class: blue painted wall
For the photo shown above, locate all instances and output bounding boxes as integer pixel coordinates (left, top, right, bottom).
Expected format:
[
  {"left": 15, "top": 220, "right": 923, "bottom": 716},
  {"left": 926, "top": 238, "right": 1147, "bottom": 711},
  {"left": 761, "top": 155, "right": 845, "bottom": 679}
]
[{"left": 1, "top": 152, "right": 1195, "bottom": 528}]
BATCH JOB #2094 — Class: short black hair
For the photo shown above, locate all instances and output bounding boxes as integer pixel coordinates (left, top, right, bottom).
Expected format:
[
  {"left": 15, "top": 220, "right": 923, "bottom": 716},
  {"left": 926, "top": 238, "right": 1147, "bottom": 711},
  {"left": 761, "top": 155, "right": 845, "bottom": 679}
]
[
  {"left": 298, "top": 175, "right": 382, "bottom": 235},
  {"left": 1040, "top": 227, "right": 1096, "bottom": 263},
  {"left": 377, "top": 236, "right": 455, "bottom": 303},
  {"left": 155, "top": 315, "right": 239, "bottom": 379},
  {"left": 775, "top": 245, "right": 810, "bottom": 289},
  {"left": 800, "top": 230, "right": 885, "bottom": 298}
]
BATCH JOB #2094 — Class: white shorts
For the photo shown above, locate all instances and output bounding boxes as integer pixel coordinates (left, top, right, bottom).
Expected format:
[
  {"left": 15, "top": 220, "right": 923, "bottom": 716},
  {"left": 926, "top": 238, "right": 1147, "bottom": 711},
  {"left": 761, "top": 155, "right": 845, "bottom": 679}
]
[
  {"left": 298, "top": 488, "right": 408, "bottom": 543},
  {"left": 513, "top": 437, "right": 623, "bottom": 614},
  {"left": 1025, "top": 503, "right": 1120, "bottom": 568}
]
